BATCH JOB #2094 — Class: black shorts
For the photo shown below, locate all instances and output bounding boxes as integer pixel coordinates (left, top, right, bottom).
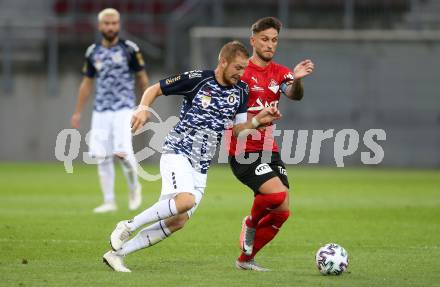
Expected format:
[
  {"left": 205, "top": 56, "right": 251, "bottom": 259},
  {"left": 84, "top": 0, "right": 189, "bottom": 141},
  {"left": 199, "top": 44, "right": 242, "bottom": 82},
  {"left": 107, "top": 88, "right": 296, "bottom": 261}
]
[{"left": 229, "top": 152, "right": 290, "bottom": 193}]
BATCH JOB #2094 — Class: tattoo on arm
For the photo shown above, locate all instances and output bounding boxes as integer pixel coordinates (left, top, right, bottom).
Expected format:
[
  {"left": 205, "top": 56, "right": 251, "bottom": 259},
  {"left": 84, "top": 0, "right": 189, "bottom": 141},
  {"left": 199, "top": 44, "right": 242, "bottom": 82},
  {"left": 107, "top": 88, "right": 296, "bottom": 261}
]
[{"left": 286, "top": 79, "right": 304, "bottom": 101}]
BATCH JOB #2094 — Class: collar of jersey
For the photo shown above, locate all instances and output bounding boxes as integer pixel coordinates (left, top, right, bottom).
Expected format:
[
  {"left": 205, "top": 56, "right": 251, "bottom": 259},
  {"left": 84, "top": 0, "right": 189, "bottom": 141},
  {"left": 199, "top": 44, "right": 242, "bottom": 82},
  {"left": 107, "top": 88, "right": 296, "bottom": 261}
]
[{"left": 248, "top": 59, "right": 273, "bottom": 71}]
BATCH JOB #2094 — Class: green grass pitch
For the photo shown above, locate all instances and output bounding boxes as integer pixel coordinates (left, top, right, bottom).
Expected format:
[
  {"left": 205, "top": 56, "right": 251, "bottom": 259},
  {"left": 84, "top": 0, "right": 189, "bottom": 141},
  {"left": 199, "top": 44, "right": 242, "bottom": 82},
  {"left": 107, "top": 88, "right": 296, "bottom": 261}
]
[{"left": 0, "top": 163, "right": 439, "bottom": 287}]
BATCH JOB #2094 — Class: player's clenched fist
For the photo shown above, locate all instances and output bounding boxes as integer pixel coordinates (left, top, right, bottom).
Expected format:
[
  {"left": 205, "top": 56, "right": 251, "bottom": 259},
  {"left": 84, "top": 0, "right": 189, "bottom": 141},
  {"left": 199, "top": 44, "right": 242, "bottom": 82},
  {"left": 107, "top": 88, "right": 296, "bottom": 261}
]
[{"left": 130, "top": 106, "right": 150, "bottom": 134}]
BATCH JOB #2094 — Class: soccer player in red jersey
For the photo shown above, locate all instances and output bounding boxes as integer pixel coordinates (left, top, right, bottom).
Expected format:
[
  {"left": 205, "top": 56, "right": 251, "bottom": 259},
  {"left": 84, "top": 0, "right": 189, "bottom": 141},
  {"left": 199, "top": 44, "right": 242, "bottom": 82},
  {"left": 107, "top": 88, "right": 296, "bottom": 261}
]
[{"left": 227, "top": 17, "right": 315, "bottom": 271}]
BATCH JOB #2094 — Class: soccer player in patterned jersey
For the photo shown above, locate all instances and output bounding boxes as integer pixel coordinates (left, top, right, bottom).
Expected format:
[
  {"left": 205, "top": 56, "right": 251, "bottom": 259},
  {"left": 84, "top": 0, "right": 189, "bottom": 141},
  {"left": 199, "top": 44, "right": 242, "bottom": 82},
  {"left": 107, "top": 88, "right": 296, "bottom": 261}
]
[
  {"left": 102, "top": 41, "right": 282, "bottom": 272},
  {"left": 70, "top": 9, "right": 149, "bottom": 213},
  {"left": 227, "top": 17, "right": 315, "bottom": 271}
]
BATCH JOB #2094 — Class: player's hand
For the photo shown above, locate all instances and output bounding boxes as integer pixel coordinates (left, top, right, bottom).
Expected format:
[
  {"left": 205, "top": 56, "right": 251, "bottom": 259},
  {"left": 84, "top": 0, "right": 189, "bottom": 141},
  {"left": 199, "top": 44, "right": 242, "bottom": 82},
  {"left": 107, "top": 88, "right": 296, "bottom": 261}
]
[
  {"left": 255, "top": 106, "right": 282, "bottom": 126},
  {"left": 131, "top": 106, "right": 151, "bottom": 134},
  {"left": 293, "top": 59, "right": 314, "bottom": 80},
  {"left": 70, "top": 113, "right": 81, "bottom": 129}
]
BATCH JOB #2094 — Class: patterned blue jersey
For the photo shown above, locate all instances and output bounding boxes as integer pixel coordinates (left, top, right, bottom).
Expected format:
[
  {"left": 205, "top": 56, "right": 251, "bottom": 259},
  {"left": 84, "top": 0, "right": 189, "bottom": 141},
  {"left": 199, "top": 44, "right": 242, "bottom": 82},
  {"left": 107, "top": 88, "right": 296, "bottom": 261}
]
[
  {"left": 82, "top": 39, "right": 145, "bottom": 112},
  {"left": 159, "top": 70, "right": 249, "bottom": 174}
]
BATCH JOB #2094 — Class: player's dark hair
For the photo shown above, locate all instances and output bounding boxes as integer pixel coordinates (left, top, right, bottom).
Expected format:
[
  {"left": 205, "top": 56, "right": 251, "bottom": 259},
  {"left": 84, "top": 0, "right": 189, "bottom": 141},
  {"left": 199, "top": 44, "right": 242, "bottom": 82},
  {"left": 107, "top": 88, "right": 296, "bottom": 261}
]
[
  {"left": 251, "top": 17, "right": 282, "bottom": 34},
  {"left": 218, "top": 40, "right": 249, "bottom": 62}
]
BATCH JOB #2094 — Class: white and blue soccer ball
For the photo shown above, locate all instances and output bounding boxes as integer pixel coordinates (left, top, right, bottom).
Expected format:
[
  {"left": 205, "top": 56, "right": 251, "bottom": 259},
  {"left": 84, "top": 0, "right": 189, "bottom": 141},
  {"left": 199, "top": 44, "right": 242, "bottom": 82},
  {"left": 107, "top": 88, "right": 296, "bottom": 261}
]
[{"left": 315, "top": 243, "right": 349, "bottom": 275}]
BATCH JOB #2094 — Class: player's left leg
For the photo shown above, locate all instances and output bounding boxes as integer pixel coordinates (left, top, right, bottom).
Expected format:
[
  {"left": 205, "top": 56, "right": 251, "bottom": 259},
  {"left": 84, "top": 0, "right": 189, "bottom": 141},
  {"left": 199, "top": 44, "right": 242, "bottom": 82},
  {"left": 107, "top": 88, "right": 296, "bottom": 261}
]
[
  {"left": 116, "top": 152, "right": 141, "bottom": 210},
  {"left": 113, "top": 194, "right": 200, "bottom": 257},
  {"left": 103, "top": 154, "right": 206, "bottom": 272},
  {"left": 113, "top": 108, "right": 141, "bottom": 210},
  {"left": 103, "top": 213, "right": 188, "bottom": 273},
  {"left": 89, "top": 111, "right": 116, "bottom": 213},
  {"left": 104, "top": 189, "right": 204, "bottom": 272}
]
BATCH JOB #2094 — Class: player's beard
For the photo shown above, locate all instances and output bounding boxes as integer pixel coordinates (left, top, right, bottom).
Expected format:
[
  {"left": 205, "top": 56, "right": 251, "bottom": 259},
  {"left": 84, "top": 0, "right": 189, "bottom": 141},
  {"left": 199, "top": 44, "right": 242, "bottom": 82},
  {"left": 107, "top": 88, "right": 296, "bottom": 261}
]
[
  {"left": 101, "top": 31, "right": 119, "bottom": 42},
  {"left": 256, "top": 49, "right": 273, "bottom": 63},
  {"left": 223, "top": 71, "right": 238, "bottom": 86}
]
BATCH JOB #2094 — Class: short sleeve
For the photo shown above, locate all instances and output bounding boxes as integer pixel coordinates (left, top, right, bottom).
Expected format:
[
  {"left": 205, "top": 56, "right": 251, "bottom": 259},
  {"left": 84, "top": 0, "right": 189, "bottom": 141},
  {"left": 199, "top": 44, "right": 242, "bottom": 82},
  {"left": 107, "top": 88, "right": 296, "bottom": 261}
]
[
  {"left": 125, "top": 40, "right": 145, "bottom": 72},
  {"left": 280, "top": 65, "right": 295, "bottom": 84},
  {"left": 159, "top": 70, "right": 207, "bottom": 96},
  {"left": 279, "top": 65, "right": 295, "bottom": 95},
  {"left": 82, "top": 44, "right": 96, "bottom": 78}
]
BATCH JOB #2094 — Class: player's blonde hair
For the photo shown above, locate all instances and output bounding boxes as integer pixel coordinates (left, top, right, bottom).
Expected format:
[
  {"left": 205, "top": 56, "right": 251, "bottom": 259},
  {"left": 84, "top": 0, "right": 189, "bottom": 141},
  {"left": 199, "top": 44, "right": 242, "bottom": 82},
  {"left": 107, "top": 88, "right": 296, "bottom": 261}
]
[
  {"left": 218, "top": 41, "right": 249, "bottom": 63},
  {"left": 98, "top": 8, "right": 120, "bottom": 22}
]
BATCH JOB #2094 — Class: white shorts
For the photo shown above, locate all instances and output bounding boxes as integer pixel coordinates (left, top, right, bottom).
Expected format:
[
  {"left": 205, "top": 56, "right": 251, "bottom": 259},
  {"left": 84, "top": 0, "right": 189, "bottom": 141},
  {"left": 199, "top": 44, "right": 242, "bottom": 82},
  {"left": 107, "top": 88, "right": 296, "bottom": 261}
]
[
  {"left": 159, "top": 153, "right": 207, "bottom": 217},
  {"left": 88, "top": 109, "right": 134, "bottom": 158}
]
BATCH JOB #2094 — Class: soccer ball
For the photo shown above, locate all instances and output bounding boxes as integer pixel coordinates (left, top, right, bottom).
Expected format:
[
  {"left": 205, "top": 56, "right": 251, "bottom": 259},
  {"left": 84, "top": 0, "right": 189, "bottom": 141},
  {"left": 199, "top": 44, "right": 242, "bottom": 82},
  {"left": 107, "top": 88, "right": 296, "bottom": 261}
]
[{"left": 315, "top": 243, "right": 349, "bottom": 275}]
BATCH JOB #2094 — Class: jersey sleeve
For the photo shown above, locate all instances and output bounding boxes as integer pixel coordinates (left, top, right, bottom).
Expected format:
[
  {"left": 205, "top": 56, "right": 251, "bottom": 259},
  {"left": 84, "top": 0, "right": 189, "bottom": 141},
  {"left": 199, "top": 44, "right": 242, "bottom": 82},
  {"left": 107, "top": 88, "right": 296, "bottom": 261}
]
[
  {"left": 81, "top": 44, "right": 96, "bottom": 78},
  {"left": 237, "top": 82, "right": 249, "bottom": 114},
  {"left": 125, "top": 40, "right": 145, "bottom": 73},
  {"left": 279, "top": 65, "right": 295, "bottom": 95},
  {"left": 159, "top": 70, "right": 206, "bottom": 96},
  {"left": 280, "top": 65, "right": 295, "bottom": 84}
]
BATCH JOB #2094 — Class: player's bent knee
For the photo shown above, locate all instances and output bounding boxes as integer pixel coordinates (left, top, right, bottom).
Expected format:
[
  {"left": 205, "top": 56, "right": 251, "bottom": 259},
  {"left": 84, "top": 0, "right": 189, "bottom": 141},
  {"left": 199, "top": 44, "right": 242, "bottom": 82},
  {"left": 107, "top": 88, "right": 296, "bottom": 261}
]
[
  {"left": 165, "top": 214, "right": 189, "bottom": 232},
  {"left": 274, "top": 191, "right": 290, "bottom": 211},
  {"left": 174, "top": 192, "right": 195, "bottom": 213},
  {"left": 114, "top": 152, "right": 127, "bottom": 159}
]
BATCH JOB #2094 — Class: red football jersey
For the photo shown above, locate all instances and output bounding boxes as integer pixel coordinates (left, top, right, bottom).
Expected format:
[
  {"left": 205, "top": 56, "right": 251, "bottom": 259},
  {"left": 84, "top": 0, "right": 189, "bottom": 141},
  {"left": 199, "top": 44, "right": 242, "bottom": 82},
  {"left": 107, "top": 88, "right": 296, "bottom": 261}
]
[{"left": 227, "top": 60, "right": 294, "bottom": 156}]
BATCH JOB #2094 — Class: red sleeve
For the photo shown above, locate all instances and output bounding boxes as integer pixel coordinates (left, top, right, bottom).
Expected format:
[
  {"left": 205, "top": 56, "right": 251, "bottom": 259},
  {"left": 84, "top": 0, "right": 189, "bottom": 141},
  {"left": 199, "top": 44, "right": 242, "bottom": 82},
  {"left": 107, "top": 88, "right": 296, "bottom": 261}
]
[{"left": 278, "top": 64, "right": 294, "bottom": 84}]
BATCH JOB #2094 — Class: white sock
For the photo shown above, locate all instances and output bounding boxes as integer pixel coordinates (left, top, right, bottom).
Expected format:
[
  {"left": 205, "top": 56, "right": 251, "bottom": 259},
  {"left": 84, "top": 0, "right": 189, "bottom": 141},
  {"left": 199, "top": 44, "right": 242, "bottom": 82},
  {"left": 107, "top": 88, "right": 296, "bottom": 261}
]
[
  {"left": 126, "top": 198, "right": 177, "bottom": 231},
  {"left": 116, "top": 220, "right": 171, "bottom": 256},
  {"left": 119, "top": 153, "right": 139, "bottom": 193},
  {"left": 97, "top": 157, "right": 115, "bottom": 203}
]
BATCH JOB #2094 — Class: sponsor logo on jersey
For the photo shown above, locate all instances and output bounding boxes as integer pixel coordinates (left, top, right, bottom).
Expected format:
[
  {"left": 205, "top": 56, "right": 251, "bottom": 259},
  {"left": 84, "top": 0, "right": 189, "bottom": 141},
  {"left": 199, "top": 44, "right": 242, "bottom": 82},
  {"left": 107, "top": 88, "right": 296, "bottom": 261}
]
[
  {"left": 255, "top": 163, "right": 272, "bottom": 175},
  {"left": 136, "top": 52, "right": 145, "bottom": 66},
  {"left": 268, "top": 79, "right": 279, "bottom": 94},
  {"left": 284, "top": 72, "right": 295, "bottom": 81},
  {"left": 201, "top": 95, "right": 211, "bottom": 108},
  {"left": 248, "top": 98, "right": 279, "bottom": 112},
  {"left": 189, "top": 72, "right": 202, "bottom": 79},
  {"left": 251, "top": 85, "right": 265, "bottom": 92},
  {"left": 278, "top": 166, "right": 287, "bottom": 176},
  {"left": 184, "top": 70, "right": 202, "bottom": 79},
  {"left": 166, "top": 75, "right": 181, "bottom": 85}
]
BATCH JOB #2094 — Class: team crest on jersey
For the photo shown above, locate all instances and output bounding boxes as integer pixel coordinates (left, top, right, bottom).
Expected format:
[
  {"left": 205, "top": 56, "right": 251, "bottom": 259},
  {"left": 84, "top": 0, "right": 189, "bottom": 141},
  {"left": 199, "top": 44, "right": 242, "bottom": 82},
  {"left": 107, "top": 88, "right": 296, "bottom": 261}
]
[
  {"left": 112, "top": 51, "right": 124, "bottom": 64},
  {"left": 201, "top": 95, "right": 211, "bottom": 108},
  {"left": 227, "top": 94, "right": 237, "bottom": 105},
  {"left": 268, "top": 79, "right": 279, "bottom": 94}
]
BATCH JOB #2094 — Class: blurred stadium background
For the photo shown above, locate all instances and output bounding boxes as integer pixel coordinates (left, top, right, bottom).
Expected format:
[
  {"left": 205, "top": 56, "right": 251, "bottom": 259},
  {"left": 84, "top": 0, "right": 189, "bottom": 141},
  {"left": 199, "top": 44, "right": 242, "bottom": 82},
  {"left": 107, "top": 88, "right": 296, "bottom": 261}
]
[
  {"left": 0, "top": 0, "right": 439, "bottom": 167},
  {"left": 1, "top": 1, "right": 439, "bottom": 286}
]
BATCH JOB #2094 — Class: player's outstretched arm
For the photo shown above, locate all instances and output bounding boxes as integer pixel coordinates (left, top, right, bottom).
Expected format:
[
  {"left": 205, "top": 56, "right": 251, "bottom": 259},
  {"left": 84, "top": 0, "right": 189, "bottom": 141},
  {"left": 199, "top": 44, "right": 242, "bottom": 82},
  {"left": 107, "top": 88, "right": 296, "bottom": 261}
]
[
  {"left": 131, "top": 83, "right": 163, "bottom": 134},
  {"left": 70, "top": 76, "right": 94, "bottom": 129},
  {"left": 232, "top": 107, "right": 282, "bottom": 138},
  {"left": 284, "top": 59, "right": 315, "bottom": 101}
]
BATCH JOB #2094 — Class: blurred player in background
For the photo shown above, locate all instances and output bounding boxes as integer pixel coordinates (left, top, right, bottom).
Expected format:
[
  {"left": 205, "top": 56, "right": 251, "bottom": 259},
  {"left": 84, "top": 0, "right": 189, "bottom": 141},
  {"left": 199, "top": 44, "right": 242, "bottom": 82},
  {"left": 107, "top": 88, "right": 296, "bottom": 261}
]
[
  {"left": 102, "top": 41, "right": 282, "bottom": 272},
  {"left": 227, "top": 17, "right": 315, "bottom": 271},
  {"left": 70, "top": 8, "right": 149, "bottom": 213}
]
